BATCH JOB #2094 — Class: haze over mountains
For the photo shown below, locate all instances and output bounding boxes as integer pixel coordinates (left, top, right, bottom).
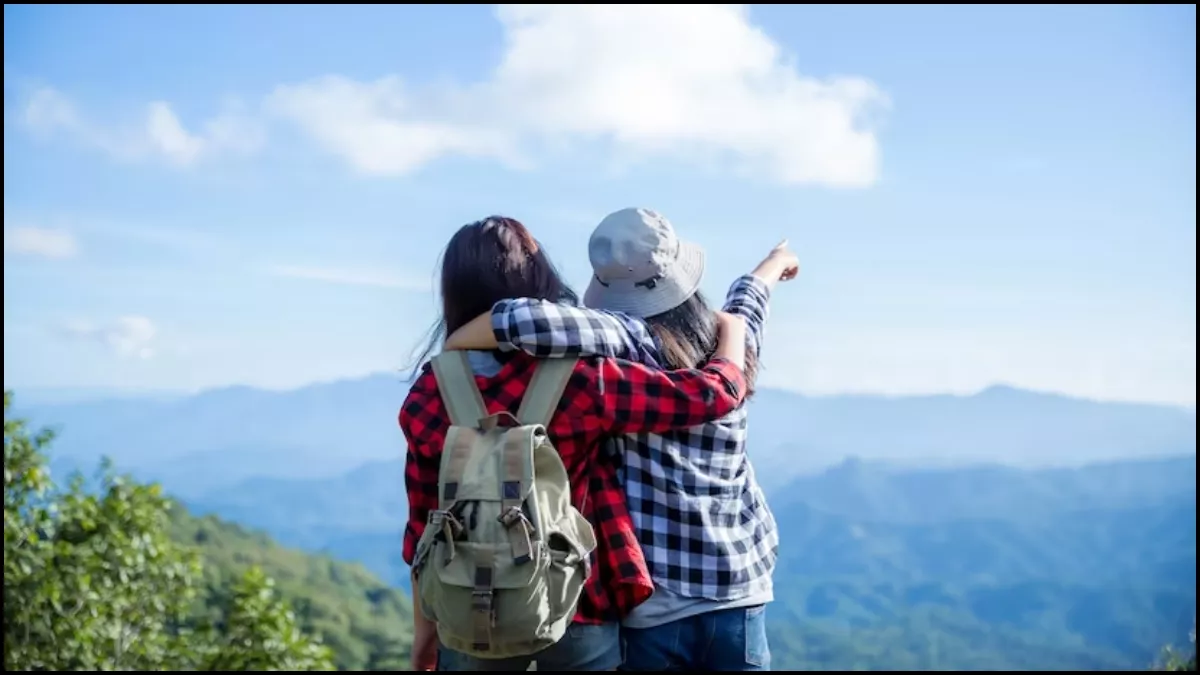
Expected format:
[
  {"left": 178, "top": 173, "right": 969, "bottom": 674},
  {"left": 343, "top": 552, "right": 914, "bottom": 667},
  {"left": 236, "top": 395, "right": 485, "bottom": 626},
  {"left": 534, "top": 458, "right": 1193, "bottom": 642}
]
[
  {"left": 8, "top": 375, "right": 1196, "bottom": 669},
  {"left": 12, "top": 374, "right": 1195, "bottom": 499}
]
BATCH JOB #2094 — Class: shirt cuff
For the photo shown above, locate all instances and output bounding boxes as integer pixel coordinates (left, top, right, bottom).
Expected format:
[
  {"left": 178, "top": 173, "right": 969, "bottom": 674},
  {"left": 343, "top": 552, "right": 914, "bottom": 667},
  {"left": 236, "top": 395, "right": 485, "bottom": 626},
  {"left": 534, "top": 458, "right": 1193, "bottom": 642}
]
[
  {"left": 705, "top": 357, "right": 748, "bottom": 403},
  {"left": 490, "top": 300, "right": 519, "bottom": 353},
  {"left": 735, "top": 273, "right": 772, "bottom": 303},
  {"left": 402, "top": 528, "right": 419, "bottom": 567}
]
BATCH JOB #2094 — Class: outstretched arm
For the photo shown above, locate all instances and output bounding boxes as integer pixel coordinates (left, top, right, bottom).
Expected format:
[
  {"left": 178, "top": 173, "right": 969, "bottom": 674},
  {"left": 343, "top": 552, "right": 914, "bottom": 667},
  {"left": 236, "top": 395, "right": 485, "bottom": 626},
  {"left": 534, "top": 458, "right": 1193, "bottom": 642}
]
[
  {"left": 750, "top": 239, "right": 800, "bottom": 291},
  {"left": 722, "top": 240, "right": 800, "bottom": 359},
  {"left": 444, "top": 299, "right": 663, "bottom": 367}
]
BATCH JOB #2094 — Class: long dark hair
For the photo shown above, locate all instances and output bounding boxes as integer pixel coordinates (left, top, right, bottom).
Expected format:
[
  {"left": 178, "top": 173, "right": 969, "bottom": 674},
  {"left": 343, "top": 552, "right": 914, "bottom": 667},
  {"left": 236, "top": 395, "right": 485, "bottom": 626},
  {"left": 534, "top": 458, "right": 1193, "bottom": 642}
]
[
  {"left": 409, "top": 216, "right": 579, "bottom": 373},
  {"left": 645, "top": 291, "right": 759, "bottom": 397}
]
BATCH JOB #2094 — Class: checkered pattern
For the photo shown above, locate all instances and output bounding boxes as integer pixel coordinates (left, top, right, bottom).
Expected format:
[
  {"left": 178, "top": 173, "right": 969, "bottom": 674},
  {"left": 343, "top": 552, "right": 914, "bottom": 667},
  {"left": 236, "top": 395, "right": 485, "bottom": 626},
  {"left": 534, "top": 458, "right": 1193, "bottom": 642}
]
[
  {"left": 399, "top": 351, "right": 747, "bottom": 623},
  {"left": 491, "top": 274, "right": 779, "bottom": 600}
]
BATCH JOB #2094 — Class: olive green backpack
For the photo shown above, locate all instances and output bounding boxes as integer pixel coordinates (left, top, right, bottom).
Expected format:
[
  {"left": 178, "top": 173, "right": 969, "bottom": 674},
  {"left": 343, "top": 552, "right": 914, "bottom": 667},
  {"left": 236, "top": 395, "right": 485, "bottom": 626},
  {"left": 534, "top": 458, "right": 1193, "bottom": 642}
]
[{"left": 412, "top": 352, "right": 597, "bottom": 659}]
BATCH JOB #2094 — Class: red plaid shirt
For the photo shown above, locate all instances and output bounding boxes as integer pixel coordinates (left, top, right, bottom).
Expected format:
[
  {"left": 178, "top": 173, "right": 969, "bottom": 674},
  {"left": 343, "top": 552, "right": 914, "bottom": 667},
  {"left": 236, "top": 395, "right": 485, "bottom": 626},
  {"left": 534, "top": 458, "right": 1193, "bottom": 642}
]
[{"left": 400, "top": 351, "right": 747, "bottom": 624}]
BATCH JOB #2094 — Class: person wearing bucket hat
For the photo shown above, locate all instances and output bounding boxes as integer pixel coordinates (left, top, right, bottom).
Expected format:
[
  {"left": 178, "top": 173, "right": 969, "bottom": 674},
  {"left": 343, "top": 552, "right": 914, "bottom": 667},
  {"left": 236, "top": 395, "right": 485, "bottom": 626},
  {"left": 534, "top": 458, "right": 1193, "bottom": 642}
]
[
  {"left": 582, "top": 207, "right": 708, "bottom": 318},
  {"left": 444, "top": 207, "right": 800, "bottom": 671}
]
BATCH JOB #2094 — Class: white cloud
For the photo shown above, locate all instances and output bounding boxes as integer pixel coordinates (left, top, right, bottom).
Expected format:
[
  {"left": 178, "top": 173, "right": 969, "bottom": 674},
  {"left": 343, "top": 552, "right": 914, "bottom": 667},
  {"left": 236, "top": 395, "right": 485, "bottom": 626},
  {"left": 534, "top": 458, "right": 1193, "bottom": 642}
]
[
  {"left": 144, "top": 101, "right": 206, "bottom": 166},
  {"left": 60, "top": 316, "right": 158, "bottom": 360},
  {"left": 18, "top": 6, "right": 888, "bottom": 186},
  {"left": 265, "top": 264, "right": 433, "bottom": 291},
  {"left": 265, "top": 76, "right": 519, "bottom": 175},
  {"left": 23, "top": 88, "right": 265, "bottom": 168},
  {"left": 23, "top": 87, "right": 80, "bottom": 132},
  {"left": 266, "top": 4, "right": 889, "bottom": 187},
  {"left": 3, "top": 226, "right": 79, "bottom": 259}
]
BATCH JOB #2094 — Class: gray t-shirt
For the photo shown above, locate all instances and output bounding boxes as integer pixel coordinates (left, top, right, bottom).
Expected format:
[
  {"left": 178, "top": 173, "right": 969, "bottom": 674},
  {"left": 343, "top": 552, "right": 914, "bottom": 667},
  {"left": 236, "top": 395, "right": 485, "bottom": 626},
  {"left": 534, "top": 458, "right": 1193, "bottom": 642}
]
[{"left": 622, "top": 583, "right": 773, "bottom": 629}]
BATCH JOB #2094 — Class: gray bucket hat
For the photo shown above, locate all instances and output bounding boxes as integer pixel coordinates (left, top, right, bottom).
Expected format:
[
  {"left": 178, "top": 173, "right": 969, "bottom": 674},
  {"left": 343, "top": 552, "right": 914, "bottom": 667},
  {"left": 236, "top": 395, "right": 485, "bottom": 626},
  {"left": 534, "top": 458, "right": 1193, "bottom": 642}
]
[{"left": 583, "top": 207, "right": 706, "bottom": 318}]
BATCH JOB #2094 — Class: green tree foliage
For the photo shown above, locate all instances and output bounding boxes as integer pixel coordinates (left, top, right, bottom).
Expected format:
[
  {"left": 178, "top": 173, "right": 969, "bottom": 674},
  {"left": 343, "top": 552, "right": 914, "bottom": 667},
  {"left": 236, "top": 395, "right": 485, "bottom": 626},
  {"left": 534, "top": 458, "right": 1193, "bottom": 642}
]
[
  {"left": 171, "top": 510, "right": 411, "bottom": 671},
  {"left": 202, "top": 566, "right": 335, "bottom": 671},
  {"left": 1158, "top": 622, "right": 1197, "bottom": 671},
  {"left": 3, "top": 391, "right": 334, "bottom": 671}
]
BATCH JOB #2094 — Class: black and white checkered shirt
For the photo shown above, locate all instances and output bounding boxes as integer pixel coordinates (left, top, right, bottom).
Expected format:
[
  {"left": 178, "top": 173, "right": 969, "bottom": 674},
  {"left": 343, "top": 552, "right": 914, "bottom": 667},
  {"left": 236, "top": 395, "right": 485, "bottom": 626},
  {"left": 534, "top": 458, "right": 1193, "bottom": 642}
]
[{"left": 491, "top": 274, "right": 779, "bottom": 601}]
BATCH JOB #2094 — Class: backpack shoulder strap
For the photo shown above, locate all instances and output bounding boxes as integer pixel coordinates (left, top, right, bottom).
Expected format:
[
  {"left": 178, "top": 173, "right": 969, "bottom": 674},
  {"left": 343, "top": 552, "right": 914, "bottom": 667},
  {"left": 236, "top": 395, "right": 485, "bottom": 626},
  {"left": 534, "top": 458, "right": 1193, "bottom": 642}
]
[
  {"left": 516, "top": 357, "right": 580, "bottom": 427},
  {"left": 432, "top": 352, "right": 491, "bottom": 510},
  {"left": 489, "top": 357, "right": 577, "bottom": 568},
  {"left": 432, "top": 352, "right": 488, "bottom": 428}
]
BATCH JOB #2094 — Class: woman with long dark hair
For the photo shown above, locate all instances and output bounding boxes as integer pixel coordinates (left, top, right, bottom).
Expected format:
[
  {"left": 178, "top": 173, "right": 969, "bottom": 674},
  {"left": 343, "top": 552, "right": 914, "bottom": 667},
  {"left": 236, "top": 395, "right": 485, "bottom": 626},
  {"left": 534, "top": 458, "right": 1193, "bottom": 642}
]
[
  {"left": 400, "top": 216, "right": 751, "bottom": 671},
  {"left": 443, "top": 207, "right": 799, "bottom": 671}
]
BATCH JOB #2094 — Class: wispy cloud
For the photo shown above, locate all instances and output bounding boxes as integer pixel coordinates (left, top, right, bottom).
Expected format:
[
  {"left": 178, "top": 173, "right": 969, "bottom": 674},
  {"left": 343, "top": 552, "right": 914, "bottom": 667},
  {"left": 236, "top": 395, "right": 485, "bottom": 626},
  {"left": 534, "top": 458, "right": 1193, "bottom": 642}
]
[
  {"left": 78, "top": 219, "right": 228, "bottom": 258},
  {"left": 59, "top": 316, "right": 158, "bottom": 360},
  {"left": 265, "top": 264, "right": 433, "bottom": 291},
  {"left": 23, "top": 88, "right": 265, "bottom": 168},
  {"left": 4, "top": 213, "right": 235, "bottom": 272},
  {"left": 3, "top": 226, "right": 79, "bottom": 259}
]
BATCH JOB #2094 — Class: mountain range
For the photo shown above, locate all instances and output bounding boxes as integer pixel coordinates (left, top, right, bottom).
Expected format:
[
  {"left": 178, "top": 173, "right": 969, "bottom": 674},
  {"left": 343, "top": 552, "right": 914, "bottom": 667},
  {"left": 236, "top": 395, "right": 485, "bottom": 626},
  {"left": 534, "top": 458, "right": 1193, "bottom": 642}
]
[
  {"left": 13, "top": 375, "right": 1195, "bottom": 499},
  {"left": 8, "top": 377, "right": 1196, "bottom": 670}
]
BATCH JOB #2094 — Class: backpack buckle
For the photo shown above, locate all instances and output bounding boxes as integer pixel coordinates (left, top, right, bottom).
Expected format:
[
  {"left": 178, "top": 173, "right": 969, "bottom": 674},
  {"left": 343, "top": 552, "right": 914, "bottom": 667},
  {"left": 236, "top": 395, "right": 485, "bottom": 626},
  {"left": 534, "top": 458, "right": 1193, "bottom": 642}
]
[
  {"left": 497, "top": 505, "right": 526, "bottom": 528},
  {"left": 498, "top": 506, "right": 535, "bottom": 565},
  {"left": 430, "top": 509, "right": 465, "bottom": 539},
  {"left": 470, "top": 588, "right": 494, "bottom": 611},
  {"left": 427, "top": 509, "right": 466, "bottom": 562}
]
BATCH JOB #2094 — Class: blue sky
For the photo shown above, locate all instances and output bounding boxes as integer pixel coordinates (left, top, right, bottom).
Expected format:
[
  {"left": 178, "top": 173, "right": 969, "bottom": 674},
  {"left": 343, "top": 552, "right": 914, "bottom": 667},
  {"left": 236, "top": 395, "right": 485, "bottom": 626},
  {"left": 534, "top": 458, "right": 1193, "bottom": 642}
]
[{"left": 3, "top": 4, "right": 1196, "bottom": 406}]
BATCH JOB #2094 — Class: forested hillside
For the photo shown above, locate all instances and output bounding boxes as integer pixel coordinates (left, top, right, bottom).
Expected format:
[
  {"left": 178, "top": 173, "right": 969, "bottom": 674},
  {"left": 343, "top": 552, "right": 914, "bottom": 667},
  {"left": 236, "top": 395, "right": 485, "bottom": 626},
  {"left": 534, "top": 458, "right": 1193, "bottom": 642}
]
[
  {"left": 762, "top": 469, "right": 1196, "bottom": 670},
  {"left": 171, "top": 510, "right": 412, "bottom": 670},
  {"left": 3, "top": 392, "right": 410, "bottom": 672}
]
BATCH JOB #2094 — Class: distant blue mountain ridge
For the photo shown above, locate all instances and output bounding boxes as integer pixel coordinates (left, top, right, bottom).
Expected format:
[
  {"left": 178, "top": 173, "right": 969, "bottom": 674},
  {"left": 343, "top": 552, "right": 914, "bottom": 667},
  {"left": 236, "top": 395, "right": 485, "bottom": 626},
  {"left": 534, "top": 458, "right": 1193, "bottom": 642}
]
[
  {"left": 7, "top": 378, "right": 1195, "bottom": 670},
  {"left": 12, "top": 376, "right": 1194, "bottom": 500}
]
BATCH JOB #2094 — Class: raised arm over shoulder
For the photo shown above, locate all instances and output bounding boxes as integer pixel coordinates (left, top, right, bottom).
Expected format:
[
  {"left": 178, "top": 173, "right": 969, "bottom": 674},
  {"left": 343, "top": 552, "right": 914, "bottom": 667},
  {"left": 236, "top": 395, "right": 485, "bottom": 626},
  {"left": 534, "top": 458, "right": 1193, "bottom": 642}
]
[
  {"left": 443, "top": 311, "right": 496, "bottom": 351},
  {"left": 489, "top": 297, "right": 661, "bottom": 364}
]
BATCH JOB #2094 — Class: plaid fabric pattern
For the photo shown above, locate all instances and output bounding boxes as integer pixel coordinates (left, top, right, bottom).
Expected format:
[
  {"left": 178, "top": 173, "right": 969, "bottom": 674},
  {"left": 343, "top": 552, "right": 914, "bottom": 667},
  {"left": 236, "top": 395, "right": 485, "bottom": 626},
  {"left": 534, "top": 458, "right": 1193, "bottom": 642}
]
[
  {"left": 399, "top": 351, "right": 747, "bottom": 624},
  {"left": 491, "top": 274, "right": 780, "bottom": 601}
]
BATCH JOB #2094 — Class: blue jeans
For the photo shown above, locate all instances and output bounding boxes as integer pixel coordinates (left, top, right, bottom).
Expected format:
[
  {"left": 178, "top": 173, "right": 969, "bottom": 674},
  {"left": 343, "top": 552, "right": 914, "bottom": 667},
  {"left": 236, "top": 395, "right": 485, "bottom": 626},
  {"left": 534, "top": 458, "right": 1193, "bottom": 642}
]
[
  {"left": 619, "top": 605, "right": 770, "bottom": 671},
  {"left": 437, "top": 622, "right": 621, "bottom": 671}
]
